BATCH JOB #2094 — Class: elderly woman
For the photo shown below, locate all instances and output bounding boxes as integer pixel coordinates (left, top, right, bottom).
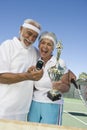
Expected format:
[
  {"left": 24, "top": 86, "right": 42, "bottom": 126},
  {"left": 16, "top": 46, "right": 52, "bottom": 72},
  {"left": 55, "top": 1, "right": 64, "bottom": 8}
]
[{"left": 27, "top": 31, "right": 76, "bottom": 125}]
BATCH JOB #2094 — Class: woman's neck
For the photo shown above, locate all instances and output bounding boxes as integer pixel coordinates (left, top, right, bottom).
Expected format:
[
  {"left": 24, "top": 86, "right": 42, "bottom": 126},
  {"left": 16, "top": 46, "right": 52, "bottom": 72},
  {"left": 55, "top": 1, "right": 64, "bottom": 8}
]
[{"left": 41, "top": 55, "right": 52, "bottom": 64}]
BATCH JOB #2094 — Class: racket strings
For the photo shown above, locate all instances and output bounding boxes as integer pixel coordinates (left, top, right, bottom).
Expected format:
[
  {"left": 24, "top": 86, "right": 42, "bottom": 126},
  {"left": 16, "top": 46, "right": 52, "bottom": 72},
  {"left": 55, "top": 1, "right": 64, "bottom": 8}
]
[{"left": 78, "top": 84, "right": 87, "bottom": 106}]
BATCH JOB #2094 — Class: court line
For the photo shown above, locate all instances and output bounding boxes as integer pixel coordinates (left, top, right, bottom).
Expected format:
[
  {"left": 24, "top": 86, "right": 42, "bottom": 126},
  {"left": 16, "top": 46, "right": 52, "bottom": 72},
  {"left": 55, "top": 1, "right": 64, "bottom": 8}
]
[{"left": 64, "top": 110, "right": 87, "bottom": 126}]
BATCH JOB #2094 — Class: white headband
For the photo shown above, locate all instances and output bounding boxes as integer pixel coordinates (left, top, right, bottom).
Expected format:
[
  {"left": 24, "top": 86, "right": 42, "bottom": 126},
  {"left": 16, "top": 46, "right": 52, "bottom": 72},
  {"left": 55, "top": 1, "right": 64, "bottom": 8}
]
[
  {"left": 40, "top": 35, "right": 56, "bottom": 46},
  {"left": 22, "top": 23, "right": 40, "bottom": 34}
]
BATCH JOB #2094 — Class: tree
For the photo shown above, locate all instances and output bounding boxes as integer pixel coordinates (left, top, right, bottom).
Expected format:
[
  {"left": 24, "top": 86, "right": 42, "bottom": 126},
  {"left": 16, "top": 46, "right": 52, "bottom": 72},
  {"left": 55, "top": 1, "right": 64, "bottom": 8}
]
[{"left": 79, "top": 72, "right": 87, "bottom": 80}]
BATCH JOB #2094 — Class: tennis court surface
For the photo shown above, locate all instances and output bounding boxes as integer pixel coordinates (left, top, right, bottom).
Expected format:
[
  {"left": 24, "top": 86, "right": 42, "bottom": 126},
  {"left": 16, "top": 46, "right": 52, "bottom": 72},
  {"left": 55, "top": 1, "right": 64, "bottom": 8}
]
[{"left": 62, "top": 98, "right": 87, "bottom": 129}]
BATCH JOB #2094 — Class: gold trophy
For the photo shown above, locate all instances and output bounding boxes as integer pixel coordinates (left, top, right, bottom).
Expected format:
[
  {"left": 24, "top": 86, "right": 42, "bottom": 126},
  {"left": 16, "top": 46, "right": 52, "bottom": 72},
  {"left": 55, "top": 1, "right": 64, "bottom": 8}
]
[{"left": 47, "top": 41, "right": 66, "bottom": 101}]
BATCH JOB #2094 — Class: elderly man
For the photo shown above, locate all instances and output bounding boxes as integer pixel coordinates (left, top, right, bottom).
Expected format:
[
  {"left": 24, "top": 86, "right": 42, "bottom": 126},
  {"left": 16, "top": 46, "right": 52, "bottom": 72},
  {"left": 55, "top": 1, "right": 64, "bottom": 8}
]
[{"left": 0, "top": 19, "right": 43, "bottom": 121}]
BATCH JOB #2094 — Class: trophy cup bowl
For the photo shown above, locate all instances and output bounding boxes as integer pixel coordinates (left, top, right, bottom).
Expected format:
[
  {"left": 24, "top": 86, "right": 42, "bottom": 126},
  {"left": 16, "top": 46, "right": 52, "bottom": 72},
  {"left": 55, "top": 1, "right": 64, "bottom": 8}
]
[
  {"left": 47, "top": 40, "right": 65, "bottom": 101},
  {"left": 47, "top": 65, "right": 65, "bottom": 101}
]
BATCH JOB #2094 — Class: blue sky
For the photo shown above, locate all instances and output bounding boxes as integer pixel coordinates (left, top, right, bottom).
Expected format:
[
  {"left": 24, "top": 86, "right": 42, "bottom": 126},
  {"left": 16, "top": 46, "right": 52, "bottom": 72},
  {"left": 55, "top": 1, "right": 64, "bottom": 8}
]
[{"left": 0, "top": 0, "right": 87, "bottom": 78}]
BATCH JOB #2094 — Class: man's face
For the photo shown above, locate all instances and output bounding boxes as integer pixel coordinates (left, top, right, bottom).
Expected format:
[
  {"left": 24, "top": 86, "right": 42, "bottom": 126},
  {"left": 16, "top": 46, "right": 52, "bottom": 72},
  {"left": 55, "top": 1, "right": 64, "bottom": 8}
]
[{"left": 20, "top": 27, "right": 38, "bottom": 47}]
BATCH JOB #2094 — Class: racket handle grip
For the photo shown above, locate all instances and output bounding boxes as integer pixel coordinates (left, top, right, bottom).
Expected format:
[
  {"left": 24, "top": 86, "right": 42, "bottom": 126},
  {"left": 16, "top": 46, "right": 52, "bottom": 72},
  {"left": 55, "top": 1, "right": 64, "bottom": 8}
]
[{"left": 71, "top": 79, "right": 78, "bottom": 89}]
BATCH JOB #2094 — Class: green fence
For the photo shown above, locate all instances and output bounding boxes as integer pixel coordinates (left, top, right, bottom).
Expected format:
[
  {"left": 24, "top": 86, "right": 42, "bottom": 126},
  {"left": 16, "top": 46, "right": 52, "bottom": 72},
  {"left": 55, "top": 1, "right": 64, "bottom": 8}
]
[{"left": 63, "top": 84, "right": 80, "bottom": 99}]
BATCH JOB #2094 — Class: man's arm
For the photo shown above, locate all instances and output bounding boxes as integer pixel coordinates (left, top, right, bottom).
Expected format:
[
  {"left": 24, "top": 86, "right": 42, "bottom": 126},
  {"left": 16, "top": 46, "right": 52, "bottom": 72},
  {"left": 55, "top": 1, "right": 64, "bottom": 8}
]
[{"left": 0, "top": 66, "right": 43, "bottom": 84}]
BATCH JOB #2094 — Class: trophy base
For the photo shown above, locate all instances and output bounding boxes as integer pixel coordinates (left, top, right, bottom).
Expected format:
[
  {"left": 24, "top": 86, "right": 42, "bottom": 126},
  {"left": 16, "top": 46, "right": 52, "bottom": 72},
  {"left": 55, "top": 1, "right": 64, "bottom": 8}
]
[{"left": 47, "top": 90, "right": 62, "bottom": 101}]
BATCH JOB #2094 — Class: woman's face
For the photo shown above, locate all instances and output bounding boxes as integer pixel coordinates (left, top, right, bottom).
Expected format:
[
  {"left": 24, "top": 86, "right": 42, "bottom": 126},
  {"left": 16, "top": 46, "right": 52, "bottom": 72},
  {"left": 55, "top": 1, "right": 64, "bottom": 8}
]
[{"left": 38, "top": 38, "right": 54, "bottom": 62}]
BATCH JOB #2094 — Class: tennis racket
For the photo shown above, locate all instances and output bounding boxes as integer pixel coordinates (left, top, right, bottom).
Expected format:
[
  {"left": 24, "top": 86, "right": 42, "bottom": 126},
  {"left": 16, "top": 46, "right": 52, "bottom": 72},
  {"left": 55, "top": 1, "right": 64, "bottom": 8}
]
[{"left": 71, "top": 79, "right": 87, "bottom": 107}]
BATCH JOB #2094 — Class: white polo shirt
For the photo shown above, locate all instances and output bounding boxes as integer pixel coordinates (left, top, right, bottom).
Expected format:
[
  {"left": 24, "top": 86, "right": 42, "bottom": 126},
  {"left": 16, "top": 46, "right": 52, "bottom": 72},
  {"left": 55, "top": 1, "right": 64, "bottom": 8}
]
[
  {"left": 0, "top": 37, "right": 39, "bottom": 116},
  {"left": 33, "top": 56, "right": 67, "bottom": 104}
]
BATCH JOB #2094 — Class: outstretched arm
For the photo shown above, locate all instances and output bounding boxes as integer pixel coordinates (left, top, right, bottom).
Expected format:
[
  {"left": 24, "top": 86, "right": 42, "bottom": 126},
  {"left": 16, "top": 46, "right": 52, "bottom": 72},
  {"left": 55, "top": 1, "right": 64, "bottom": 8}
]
[{"left": 0, "top": 66, "right": 43, "bottom": 84}]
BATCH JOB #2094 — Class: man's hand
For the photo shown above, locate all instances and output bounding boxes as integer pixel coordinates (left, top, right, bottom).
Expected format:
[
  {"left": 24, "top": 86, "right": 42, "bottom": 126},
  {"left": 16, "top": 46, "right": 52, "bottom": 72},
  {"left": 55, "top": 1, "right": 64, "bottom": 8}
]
[{"left": 27, "top": 66, "right": 43, "bottom": 81}]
